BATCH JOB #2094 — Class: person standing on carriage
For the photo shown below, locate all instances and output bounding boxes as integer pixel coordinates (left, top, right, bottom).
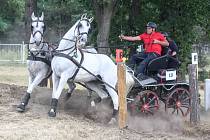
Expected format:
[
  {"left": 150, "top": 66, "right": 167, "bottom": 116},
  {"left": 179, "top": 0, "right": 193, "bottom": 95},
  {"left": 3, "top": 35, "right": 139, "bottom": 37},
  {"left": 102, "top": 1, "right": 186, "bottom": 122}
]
[
  {"left": 119, "top": 22, "right": 169, "bottom": 77},
  {"left": 161, "top": 32, "right": 178, "bottom": 58}
]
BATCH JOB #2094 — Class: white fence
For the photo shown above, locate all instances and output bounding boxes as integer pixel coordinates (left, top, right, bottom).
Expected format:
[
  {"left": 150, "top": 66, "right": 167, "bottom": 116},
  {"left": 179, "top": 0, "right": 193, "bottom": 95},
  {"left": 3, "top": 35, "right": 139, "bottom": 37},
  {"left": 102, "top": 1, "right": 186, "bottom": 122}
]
[{"left": 0, "top": 42, "right": 26, "bottom": 63}]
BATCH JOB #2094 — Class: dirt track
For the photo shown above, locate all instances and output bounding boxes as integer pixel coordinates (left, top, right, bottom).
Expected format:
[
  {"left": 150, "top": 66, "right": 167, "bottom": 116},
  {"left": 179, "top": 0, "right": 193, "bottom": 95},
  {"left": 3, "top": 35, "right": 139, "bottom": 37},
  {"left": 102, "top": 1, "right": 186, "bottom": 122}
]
[{"left": 0, "top": 83, "right": 210, "bottom": 140}]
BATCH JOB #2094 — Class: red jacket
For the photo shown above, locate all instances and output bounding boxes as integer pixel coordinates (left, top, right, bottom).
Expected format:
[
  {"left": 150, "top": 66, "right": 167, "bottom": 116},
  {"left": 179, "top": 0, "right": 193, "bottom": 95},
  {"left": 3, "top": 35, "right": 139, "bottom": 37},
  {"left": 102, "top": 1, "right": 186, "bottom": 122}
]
[{"left": 139, "top": 32, "right": 165, "bottom": 55}]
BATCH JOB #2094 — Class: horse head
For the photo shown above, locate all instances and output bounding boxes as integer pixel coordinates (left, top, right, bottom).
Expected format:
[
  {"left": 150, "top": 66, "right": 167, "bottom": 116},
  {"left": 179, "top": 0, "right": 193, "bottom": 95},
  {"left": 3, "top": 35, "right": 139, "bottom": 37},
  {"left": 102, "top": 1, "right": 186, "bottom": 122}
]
[
  {"left": 74, "top": 14, "right": 94, "bottom": 47},
  {"left": 31, "top": 12, "right": 46, "bottom": 46}
]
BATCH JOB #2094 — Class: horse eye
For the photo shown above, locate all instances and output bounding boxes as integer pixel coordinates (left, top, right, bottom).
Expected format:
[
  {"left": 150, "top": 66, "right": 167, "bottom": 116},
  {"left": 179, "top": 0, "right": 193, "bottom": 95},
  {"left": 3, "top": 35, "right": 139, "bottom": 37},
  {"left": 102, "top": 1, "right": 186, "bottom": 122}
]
[
  {"left": 31, "top": 25, "right": 34, "bottom": 30},
  {"left": 78, "top": 22, "right": 82, "bottom": 28}
]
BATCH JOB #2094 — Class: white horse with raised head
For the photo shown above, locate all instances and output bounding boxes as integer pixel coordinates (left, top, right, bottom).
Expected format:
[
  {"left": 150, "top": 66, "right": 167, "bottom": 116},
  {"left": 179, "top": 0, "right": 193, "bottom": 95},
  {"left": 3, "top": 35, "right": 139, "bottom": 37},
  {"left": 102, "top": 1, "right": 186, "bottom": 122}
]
[
  {"left": 17, "top": 12, "right": 51, "bottom": 112},
  {"left": 48, "top": 14, "right": 134, "bottom": 123},
  {"left": 16, "top": 12, "right": 76, "bottom": 112},
  {"left": 16, "top": 12, "right": 52, "bottom": 112}
]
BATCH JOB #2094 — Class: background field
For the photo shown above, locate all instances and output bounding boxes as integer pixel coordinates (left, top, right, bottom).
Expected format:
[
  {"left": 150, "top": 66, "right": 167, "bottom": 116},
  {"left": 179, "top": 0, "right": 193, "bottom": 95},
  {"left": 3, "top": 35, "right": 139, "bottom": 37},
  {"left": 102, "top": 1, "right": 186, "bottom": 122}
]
[{"left": 0, "top": 64, "right": 28, "bottom": 86}]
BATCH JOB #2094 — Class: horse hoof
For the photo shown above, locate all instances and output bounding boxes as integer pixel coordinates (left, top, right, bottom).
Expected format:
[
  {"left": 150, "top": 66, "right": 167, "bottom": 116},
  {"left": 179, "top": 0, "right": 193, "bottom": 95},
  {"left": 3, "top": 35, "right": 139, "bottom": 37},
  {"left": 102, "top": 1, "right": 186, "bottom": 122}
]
[
  {"left": 16, "top": 103, "right": 25, "bottom": 112},
  {"left": 108, "top": 117, "right": 117, "bottom": 125},
  {"left": 90, "top": 101, "right": 96, "bottom": 107},
  {"left": 64, "top": 92, "right": 72, "bottom": 101},
  {"left": 48, "top": 109, "right": 56, "bottom": 117}
]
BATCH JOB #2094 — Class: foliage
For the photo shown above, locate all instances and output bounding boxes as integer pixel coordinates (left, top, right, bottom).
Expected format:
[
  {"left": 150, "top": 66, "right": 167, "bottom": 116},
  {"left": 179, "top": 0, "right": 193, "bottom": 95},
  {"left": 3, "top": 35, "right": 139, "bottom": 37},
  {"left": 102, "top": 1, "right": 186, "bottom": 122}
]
[
  {"left": 0, "top": 0, "right": 210, "bottom": 75},
  {"left": 0, "top": 17, "right": 9, "bottom": 32},
  {"left": 0, "top": 0, "right": 25, "bottom": 32}
]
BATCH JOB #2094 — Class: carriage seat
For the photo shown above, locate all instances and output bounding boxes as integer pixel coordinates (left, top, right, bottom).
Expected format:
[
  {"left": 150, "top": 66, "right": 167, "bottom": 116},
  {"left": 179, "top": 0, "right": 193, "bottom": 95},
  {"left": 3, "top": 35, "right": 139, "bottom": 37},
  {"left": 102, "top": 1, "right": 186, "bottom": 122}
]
[{"left": 145, "top": 47, "right": 180, "bottom": 75}]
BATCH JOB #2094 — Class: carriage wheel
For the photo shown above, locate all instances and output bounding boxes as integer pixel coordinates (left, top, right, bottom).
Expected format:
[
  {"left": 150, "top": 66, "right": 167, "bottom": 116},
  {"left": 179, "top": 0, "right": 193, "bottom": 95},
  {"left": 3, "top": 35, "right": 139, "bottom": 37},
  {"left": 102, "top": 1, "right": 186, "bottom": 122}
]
[
  {"left": 129, "top": 90, "right": 159, "bottom": 115},
  {"left": 166, "top": 87, "right": 191, "bottom": 117}
]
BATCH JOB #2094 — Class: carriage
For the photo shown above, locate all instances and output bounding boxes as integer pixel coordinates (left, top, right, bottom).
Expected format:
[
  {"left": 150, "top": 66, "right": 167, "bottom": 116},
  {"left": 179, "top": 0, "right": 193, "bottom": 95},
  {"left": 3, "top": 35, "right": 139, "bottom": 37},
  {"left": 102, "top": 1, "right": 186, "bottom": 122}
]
[{"left": 126, "top": 47, "right": 191, "bottom": 117}]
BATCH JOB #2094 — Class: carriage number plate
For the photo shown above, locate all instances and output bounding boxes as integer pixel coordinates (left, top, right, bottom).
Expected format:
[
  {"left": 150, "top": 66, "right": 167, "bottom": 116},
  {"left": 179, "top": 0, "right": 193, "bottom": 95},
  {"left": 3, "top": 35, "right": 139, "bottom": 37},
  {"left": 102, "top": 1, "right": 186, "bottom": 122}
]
[{"left": 166, "top": 70, "right": 176, "bottom": 81}]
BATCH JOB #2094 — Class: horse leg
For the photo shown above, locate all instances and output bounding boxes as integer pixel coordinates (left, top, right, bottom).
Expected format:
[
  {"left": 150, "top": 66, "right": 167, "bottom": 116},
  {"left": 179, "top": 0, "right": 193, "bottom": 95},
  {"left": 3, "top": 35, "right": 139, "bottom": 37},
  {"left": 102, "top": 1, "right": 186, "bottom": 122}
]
[
  {"left": 48, "top": 74, "right": 69, "bottom": 117},
  {"left": 106, "top": 88, "right": 118, "bottom": 125},
  {"left": 17, "top": 73, "right": 45, "bottom": 112},
  {"left": 52, "top": 73, "right": 59, "bottom": 97},
  {"left": 85, "top": 82, "right": 109, "bottom": 107},
  {"left": 65, "top": 81, "right": 76, "bottom": 101},
  {"left": 101, "top": 76, "right": 118, "bottom": 124}
]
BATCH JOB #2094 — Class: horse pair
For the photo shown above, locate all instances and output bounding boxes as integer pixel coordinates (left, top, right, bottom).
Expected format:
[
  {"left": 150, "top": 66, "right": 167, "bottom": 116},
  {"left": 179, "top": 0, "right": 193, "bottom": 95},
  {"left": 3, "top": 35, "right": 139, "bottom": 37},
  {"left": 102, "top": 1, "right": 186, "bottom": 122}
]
[{"left": 17, "top": 12, "right": 134, "bottom": 124}]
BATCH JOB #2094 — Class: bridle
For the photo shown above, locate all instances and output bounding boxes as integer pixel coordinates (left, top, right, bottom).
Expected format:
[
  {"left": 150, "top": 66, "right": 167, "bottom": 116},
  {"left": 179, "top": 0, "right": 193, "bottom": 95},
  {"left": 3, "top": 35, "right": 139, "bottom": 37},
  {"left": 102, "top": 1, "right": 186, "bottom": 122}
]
[
  {"left": 62, "top": 18, "right": 90, "bottom": 42},
  {"left": 74, "top": 18, "right": 90, "bottom": 38},
  {"left": 29, "top": 17, "right": 47, "bottom": 56},
  {"left": 57, "top": 18, "right": 91, "bottom": 57},
  {"left": 31, "top": 18, "right": 46, "bottom": 45}
]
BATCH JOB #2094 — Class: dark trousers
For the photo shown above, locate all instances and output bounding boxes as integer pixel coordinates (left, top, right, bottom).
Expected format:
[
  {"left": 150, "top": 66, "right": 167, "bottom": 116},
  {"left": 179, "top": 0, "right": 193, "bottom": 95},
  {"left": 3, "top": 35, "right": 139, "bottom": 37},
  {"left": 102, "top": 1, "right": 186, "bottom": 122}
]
[
  {"left": 128, "top": 52, "right": 160, "bottom": 75},
  {"left": 128, "top": 52, "right": 145, "bottom": 68}
]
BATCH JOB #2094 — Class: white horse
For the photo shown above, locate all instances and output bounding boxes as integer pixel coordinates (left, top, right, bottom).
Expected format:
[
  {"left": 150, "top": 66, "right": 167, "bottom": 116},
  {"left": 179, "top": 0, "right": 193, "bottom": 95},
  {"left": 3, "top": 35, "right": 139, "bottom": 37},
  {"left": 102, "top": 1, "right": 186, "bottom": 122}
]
[
  {"left": 16, "top": 12, "right": 77, "bottom": 112},
  {"left": 48, "top": 14, "right": 134, "bottom": 123},
  {"left": 16, "top": 12, "right": 51, "bottom": 112}
]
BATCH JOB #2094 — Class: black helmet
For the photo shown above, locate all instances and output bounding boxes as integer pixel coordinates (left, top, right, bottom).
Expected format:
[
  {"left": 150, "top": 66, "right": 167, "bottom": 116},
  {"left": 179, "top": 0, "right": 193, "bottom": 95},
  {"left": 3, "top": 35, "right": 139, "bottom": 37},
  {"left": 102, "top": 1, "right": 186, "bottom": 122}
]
[
  {"left": 146, "top": 22, "right": 157, "bottom": 29},
  {"left": 161, "top": 32, "right": 169, "bottom": 37}
]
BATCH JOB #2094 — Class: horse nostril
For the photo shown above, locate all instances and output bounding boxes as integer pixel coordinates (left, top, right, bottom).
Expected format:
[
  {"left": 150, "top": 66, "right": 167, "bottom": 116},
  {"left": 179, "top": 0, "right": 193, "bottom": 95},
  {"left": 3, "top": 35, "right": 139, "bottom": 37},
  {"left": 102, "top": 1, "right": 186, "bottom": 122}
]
[
  {"left": 35, "top": 41, "right": 41, "bottom": 45},
  {"left": 81, "top": 38, "right": 86, "bottom": 42}
]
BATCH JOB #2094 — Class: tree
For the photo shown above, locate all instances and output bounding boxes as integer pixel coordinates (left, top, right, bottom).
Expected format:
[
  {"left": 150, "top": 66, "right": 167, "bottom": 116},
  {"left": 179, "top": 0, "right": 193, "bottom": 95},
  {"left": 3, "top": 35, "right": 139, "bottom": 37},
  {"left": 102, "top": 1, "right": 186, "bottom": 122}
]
[
  {"left": 91, "top": 0, "right": 118, "bottom": 55},
  {"left": 0, "top": 0, "right": 24, "bottom": 32}
]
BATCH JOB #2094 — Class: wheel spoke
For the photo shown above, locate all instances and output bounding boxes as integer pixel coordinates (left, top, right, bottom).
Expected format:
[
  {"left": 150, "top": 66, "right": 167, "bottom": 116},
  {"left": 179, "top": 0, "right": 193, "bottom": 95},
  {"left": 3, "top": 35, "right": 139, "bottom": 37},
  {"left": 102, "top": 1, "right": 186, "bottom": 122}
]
[
  {"left": 167, "top": 102, "right": 176, "bottom": 108},
  {"left": 167, "top": 105, "right": 176, "bottom": 108},
  {"left": 181, "top": 97, "right": 190, "bottom": 103},
  {"left": 179, "top": 107, "right": 185, "bottom": 116},
  {"left": 146, "top": 109, "right": 154, "bottom": 115},
  {"left": 172, "top": 108, "right": 176, "bottom": 114},
  {"left": 145, "top": 94, "right": 149, "bottom": 103},
  {"left": 180, "top": 104, "right": 190, "bottom": 109},
  {"left": 148, "top": 105, "right": 159, "bottom": 109},
  {"left": 140, "top": 96, "right": 145, "bottom": 105},
  {"left": 148, "top": 96, "right": 156, "bottom": 105}
]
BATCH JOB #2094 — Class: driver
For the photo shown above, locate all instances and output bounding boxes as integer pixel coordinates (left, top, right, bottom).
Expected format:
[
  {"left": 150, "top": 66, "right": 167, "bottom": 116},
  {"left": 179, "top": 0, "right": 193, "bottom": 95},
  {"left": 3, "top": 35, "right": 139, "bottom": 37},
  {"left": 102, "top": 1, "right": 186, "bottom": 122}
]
[{"left": 119, "top": 22, "right": 169, "bottom": 77}]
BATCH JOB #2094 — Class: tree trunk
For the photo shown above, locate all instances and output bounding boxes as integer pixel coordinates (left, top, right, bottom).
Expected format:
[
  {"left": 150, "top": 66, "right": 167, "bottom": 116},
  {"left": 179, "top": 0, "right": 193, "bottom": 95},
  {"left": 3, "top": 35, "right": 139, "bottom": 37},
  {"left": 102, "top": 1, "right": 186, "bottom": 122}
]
[
  {"left": 128, "top": 0, "right": 141, "bottom": 59},
  {"left": 25, "top": 0, "right": 37, "bottom": 41},
  {"left": 92, "top": 0, "right": 118, "bottom": 55},
  {"left": 129, "top": 0, "right": 141, "bottom": 31}
]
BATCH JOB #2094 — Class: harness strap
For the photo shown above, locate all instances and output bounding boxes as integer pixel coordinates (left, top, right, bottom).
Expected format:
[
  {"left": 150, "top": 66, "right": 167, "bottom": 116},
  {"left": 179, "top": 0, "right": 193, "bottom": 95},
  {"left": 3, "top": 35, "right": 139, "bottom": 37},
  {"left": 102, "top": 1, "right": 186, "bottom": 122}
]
[
  {"left": 27, "top": 53, "right": 53, "bottom": 83},
  {"left": 53, "top": 48, "right": 84, "bottom": 81},
  {"left": 27, "top": 54, "right": 51, "bottom": 66},
  {"left": 71, "top": 49, "right": 84, "bottom": 80},
  {"left": 53, "top": 50, "right": 117, "bottom": 92}
]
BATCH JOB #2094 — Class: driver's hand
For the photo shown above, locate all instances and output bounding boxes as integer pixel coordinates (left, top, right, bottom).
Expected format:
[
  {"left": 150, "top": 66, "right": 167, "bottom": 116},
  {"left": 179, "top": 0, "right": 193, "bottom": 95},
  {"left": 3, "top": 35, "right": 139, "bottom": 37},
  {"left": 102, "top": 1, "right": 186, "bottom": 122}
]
[
  {"left": 119, "top": 34, "right": 124, "bottom": 40},
  {"left": 153, "top": 39, "right": 160, "bottom": 44},
  {"left": 172, "top": 51, "right": 177, "bottom": 56}
]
